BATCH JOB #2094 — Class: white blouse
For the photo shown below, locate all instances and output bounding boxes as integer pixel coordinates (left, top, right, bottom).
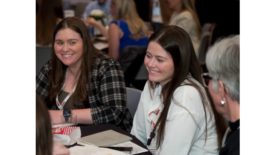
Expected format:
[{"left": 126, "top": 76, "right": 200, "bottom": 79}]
[{"left": 131, "top": 79, "right": 219, "bottom": 155}]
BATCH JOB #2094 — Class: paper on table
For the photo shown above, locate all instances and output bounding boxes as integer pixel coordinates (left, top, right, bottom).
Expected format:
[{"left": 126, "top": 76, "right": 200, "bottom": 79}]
[
  {"left": 94, "top": 42, "right": 108, "bottom": 50},
  {"left": 70, "top": 145, "right": 128, "bottom": 155},
  {"left": 112, "top": 141, "right": 148, "bottom": 155},
  {"left": 77, "top": 129, "right": 132, "bottom": 147}
]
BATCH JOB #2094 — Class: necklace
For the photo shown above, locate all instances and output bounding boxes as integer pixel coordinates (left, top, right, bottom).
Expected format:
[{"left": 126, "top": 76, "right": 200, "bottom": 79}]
[{"left": 56, "top": 70, "right": 78, "bottom": 110}]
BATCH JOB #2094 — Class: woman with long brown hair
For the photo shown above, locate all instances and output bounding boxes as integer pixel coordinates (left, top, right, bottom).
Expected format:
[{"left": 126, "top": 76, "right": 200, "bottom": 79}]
[
  {"left": 131, "top": 26, "right": 225, "bottom": 154},
  {"left": 36, "top": 17, "right": 132, "bottom": 132}
]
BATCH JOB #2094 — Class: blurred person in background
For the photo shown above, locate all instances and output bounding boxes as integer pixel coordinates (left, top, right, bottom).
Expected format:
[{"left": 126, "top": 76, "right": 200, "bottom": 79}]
[
  {"left": 167, "top": 0, "right": 201, "bottom": 56},
  {"left": 131, "top": 26, "right": 225, "bottom": 154},
  {"left": 107, "top": 0, "right": 150, "bottom": 60},
  {"left": 204, "top": 35, "right": 240, "bottom": 155},
  {"left": 36, "top": 0, "right": 64, "bottom": 46},
  {"left": 86, "top": 0, "right": 150, "bottom": 60},
  {"left": 82, "top": 0, "right": 111, "bottom": 21},
  {"left": 36, "top": 17, "right": 132, "bottom": 132},
  {"left": 83, "top": 0, "right": 111, "bottom": 38}
]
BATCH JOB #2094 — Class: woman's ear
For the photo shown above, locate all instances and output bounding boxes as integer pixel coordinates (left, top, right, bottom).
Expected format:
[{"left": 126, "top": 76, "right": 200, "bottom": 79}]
[{"left": 218, "top": 80, "right": 226, "bottom": 97}]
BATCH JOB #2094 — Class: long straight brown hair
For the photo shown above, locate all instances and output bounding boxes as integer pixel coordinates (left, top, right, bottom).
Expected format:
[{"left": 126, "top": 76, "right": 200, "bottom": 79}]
[
  {"left": 36, "top": 95, "right": 52, "bottom": 155},
  {"left": 148, "top": 26, "right": 225, "bottom": 148},
  {"left": 48, "top": 17, "right": 99, "bottom": 105}
]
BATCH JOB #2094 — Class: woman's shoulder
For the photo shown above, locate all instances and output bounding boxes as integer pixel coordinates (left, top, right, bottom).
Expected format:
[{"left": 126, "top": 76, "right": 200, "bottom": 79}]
[
  {"left": 171, "top": 11, "right": 193, "bottom": 22},
  {"left": 110, "top": 20, "right": 129, "bottom": 30},
  {"left": 172, "top": 81, "right": 205, "bottom": 110},
  {"left": 110, "top": 19, "right": 127, "bottom": 26},
  {"left": 92, "top": 53, "right": 121, "bottom": 71},
  {"left": 179, "top": 10, "right": 193, "bottom": 18},
  {"left": 174, "top": 83, "right": 201, "bottom": 97},
  {"left": 168, "top": 83, "right": 208, "bottom": 123}
]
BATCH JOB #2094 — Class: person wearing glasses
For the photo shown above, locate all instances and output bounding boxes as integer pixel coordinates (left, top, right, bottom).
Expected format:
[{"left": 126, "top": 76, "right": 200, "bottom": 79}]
[
  {"left": 204, "top": 35, "right": 239, "bottom": 155},
  {"left": 36, "top": 17, "right": 132, "bottom": 132},
  {"left": 131, "top": 26, "right": 225, "bottom": 154}
]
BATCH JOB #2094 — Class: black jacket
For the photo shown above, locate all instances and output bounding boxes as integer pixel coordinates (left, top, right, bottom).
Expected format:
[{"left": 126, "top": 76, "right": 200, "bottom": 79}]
[{"left": 220, "top": 120, "right": 240, "bottom": 155}]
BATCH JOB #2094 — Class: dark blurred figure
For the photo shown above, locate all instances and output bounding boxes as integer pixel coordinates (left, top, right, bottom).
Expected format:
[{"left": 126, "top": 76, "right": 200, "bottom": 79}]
[
  {"left": 36, "top": 0, "right": 64, "bottom": 46},
  {"left": 196, "top": 0, "right": 239, "bottom": 43},
  {"left": 134, "top": 0, "right": 151, "bottom": 22}
]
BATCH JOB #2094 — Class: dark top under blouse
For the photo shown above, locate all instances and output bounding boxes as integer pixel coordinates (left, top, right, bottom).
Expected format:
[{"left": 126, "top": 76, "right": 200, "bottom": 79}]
[{"left": 220, "top": 119, "right": 240, "bottom": 155}]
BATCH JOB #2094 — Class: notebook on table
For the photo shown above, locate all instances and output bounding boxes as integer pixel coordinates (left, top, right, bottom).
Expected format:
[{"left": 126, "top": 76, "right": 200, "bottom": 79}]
[{"left": 77, "top": 129, "right": 132, "bottom": 147}]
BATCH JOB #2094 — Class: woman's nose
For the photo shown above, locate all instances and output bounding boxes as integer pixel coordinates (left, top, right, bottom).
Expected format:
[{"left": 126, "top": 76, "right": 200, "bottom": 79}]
[
  {"left": 62, "top": 43, "right": 69, "bottom": 51},
  {"left": 146, "top": 58, "right": 156, "bottom": 67}
]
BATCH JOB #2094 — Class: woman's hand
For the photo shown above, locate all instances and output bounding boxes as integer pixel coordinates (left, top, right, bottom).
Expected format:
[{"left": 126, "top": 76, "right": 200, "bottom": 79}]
[
  {"left": 53, "top": 141, "right": 70, "bottom": 155},
  {"left": 84, "top": 17, "right": 108, "bottom": 38}
]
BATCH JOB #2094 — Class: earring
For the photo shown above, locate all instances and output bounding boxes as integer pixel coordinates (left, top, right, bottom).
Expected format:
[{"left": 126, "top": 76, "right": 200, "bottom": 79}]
[{"left": 220, "top": 98, "right": 226, "bottom": 106}]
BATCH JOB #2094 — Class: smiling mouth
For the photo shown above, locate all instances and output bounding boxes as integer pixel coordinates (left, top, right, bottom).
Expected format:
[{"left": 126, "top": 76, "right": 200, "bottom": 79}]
[
  {"left": 61, "top": 53, "right": 73, "bottom": 58},
  {"left": 148, "top": 69, "right": 159, "bottom": 74}
]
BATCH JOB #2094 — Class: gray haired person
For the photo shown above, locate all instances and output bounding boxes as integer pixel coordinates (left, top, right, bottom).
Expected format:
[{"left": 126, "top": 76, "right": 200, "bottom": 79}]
[{"left": 204, "top": 35, "right": 240, "bottom": 155}]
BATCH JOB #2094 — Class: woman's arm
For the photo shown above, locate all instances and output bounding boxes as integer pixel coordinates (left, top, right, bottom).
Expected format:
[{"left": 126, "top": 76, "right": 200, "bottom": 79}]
[
  {"left": 49, "top": 109, "right": 92, "bottom": 124},
  {"left": 108, "top": 23, "right": 122, "bottom": 60},
  {"left": 85, "top": 17, "right": 108, "bottom": 38},
  {"left": 89, "top": 59, "right": 131, "bottom": 130},
  {"left": 131, "top": 87, "right": 148, "bottom": 145}
]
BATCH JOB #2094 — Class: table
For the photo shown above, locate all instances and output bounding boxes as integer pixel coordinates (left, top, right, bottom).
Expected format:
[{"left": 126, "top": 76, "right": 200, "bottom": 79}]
[
  {"left": 79, "top": 124, "right": 152, "bottom": 155},
  {"left": 93, "top": 36, "right": 108, "bottom": 52}
]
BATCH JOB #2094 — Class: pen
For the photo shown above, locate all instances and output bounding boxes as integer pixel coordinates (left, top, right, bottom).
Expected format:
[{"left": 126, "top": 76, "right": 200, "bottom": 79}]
[{"left": 102, "top": 146, "right": 133, "bottom": 152}]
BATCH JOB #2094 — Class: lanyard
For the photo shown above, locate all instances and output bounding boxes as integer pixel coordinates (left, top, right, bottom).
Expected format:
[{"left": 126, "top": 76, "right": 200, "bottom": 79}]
[
  {"left": 56, "top": 69, "right": 80, "bottom": 110},
  {"left": 56, "top": 82, "right": 77, "bottom": 110},
  {"left": 147, "top": 107, "right": 162, "bottom": 146}
]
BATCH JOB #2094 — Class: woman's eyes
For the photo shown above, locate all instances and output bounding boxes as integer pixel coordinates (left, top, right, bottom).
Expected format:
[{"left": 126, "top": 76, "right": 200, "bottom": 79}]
[
  {"left": 146, "top": 53, "right": 165, "bottom": 63},
  {"left": 55, "top": 40, "right": 77, "bottom": 46},
  {"left": 55, "top": 41, "right": 64, "bottom": 45},
  {"left": 157, "top": 59, "right": 164, "bottom": 63},
  {"left": 68, "top": 40, "right": 77, "bottom": 45},
  {"left": 145, "top": 53, "right": 152, "bottom": 58}
]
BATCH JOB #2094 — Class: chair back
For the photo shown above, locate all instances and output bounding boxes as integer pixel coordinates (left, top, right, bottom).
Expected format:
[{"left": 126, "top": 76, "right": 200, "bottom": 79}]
[
  {"left": 126, "top": 87, "right": 142, "bottom": 116},
  {"left": 36, "top": 46, "right": 52, "bottom": 75},
  {"left": 119, "top": 46, "right": 147, "bottom": 87},
  {"left": 118, "top": 46, "right": 146, "bottom": 72}
]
